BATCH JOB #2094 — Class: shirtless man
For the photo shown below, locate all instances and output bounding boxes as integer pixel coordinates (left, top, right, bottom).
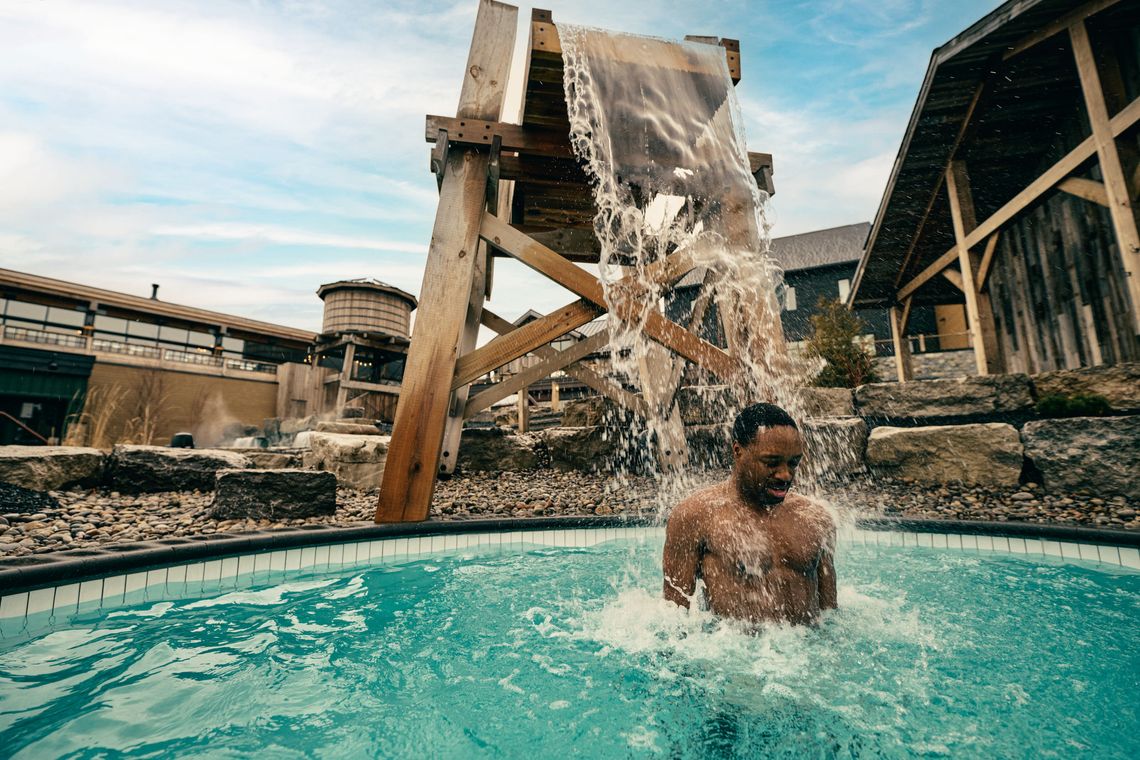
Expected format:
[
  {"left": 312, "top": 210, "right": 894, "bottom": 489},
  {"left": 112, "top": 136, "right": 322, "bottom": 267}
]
[{"left": 663, "top": 403, "right": 837, "bottom": 625}]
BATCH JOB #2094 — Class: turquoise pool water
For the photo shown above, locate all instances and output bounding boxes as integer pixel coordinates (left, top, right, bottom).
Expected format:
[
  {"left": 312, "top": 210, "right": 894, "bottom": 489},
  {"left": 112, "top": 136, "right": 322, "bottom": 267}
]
[{"left": 1, "top": 540, "right": 1138, "bottom": 758}]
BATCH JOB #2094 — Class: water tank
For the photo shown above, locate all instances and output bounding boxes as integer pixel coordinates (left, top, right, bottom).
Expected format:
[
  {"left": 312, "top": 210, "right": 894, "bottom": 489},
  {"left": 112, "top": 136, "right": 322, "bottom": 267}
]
[{"left": 316, "top": 280, "right": 417, "bottom": 339}]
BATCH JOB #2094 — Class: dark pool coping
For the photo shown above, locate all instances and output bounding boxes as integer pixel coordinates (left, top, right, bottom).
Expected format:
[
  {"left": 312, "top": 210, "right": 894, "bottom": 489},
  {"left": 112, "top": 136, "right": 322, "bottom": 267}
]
[{"left": 0, "top": 516, "right": 1136, "bottom": 595}]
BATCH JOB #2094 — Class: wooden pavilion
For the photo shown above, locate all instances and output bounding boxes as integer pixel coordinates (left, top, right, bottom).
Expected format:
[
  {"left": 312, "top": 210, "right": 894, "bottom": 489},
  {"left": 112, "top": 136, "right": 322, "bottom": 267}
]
[
  {"left": 375, "top": 1, "right": 775, "bottom": 522},
  {"left": 850, "top": 0, "right": 1140, "bottom": 381}
]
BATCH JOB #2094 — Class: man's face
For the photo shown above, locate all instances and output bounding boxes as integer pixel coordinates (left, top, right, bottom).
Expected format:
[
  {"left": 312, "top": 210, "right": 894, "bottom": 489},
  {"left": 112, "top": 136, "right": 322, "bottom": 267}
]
[{"left": 732, "top": 425, "right": 804, "bottom": 506}]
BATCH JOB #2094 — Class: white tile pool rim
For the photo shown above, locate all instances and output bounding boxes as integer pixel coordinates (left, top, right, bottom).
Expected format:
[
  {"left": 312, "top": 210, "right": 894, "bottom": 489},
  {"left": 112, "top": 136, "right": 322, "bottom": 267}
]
[{"left": 1, "top": 525, "right": 1137, "bottom": 635}]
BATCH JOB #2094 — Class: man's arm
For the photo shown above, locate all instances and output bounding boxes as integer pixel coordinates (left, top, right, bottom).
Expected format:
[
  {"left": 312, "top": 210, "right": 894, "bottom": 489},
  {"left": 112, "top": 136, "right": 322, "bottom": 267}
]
[
  {"left": 662, "top": 500, "right": 702, "bottom": 608},
  {"left": 818, "top": 521, "right": 837, "bottom": 610}
]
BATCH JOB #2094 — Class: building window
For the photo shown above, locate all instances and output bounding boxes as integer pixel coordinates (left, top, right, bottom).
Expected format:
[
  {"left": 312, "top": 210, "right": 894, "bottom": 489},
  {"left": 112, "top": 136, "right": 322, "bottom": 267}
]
[
  {"left": 784, "top": 286, "right": 797, "bottom": 311},
  {"left": 838, "top": 279, "right": 851, "bottom": 302}
]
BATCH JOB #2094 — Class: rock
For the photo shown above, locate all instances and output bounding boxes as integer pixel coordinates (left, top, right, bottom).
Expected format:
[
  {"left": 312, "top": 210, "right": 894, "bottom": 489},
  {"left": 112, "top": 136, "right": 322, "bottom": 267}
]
[
  {"left": 210, "top": 469, "right": 337, "bottom": 520},
  {"left": 339, "top": 407, "right": 366, "bottom": 419},
  {"left": 242, "top": 451, "right": 304, "bottom": 470},
  {"left": 560, "top": 396, "right": 632, "bottom": 428},
  {"left": 1031, "top": 363, "right": 1140, "bottom": 412},
  {"left": 108, "top": 446, "right": 253, "bottom": 493},
  {"left": 1011, "top": 491, "right": 1035, "bottom": 501},
  {"left": 457, "top": 428, "right": 540, "bottom": 472},
  {"left": 802, "top": 418, "right": 868, "bottom": 483},
  {"left": 855, "top": 375, "right": 1033, "bottom": 420},
  {"left": 865, "top": 423, "right": 1023, "bottom": 487},
  {"left": 302, "top": 433, "right": 390, "bottom": 490},
  {"left": 541, "top": 427, "right": 622, "bottom": 472},
  {"left": 279, "top": 415, "right": 319, "bottom": 436},
  {"left": 798, "top": 387, "right": 855, "bottom": 418},
  {"left": 675, "top": 386, "right": 737, "bottom": 425},
  {"left": 0, "top": 482, "right": 61, "bottom": 514},
  {"left": 1021, "top": 416, "right": 1140, "bottom": 499},
  {"left": 314, "top": 420, "right": 382, "bottom": 436},
  {"left": 685, "top": 424, "right": 733, "bottom": 469},
  {"left": 0, "top": 446, "right": 105, "bottom": 491}
]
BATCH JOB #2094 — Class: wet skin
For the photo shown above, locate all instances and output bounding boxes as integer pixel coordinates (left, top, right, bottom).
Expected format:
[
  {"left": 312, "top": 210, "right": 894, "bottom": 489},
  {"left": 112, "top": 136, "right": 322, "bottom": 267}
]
[{"left": 662, "top": 425, "right": 837, "bottom": 626}]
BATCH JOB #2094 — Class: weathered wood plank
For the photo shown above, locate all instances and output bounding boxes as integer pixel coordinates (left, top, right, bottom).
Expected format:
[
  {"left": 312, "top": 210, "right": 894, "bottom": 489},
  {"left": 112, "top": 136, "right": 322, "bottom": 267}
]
[
  {"left": 947, "top": 160, "right": 1001, "bottom": 374},
  {"left": 1058, "top": 177, "right": 1110, "bottom": 207},
  {"left": 897, "top": 245, "right": 959, "bottom": 300},
  {"left": 464, "top": 330, "right": 608, "bottom": 416},
  {"left": 376, "top": 0, "right": 517, "bottom": 524},
  {"left": 476, "top": 308, "right": 648, "bottom": 417},
  {"left": 889, "top": 305, "right": 913, "bottom": 382},
  {"left": 453, "top": 299, "right": 603, "bottom": 389}
]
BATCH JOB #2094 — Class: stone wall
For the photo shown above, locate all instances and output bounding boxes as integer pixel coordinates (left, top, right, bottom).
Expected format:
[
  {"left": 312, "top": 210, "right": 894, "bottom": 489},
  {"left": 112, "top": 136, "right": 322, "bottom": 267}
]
[{"left": 872, "top": 349, "right": 976, "bottom": 381}]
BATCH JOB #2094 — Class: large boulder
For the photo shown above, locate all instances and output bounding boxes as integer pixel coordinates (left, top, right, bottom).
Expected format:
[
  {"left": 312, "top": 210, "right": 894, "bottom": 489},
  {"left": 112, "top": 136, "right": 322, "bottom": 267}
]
[
  {"left": 541, "top": 426, "right": 626, "bottom": 472},
  {"left": 457, "top": 428, "right": 540, "bottom": 472},
  {"left": 855, "top": 375, "right": 1033, "bottom": 420},
  {"left": 1021, "top": 416, "right": 1139, "bottom": 498},
  {"left": 798, "top": 388, "right": 855, "bottom": 418},
  {"left": 0, "top": 446, "right": 105, "bottom": 491},
  {"left": 1031, "top": 363, "right": 1140, "bottom": 412},
  {"left": 802, "top": 418, "right": 868, "bottom": 483},
  {"left": 314, "top": 420, "right": 382, "bottom": 435},
  {"left": 108, "top": 446, "right": 252, "bottom": 493},
  {"left": 675, "top": 385, "right": 736, "bottom": 425},
  {"left": 685, "top": 424, "right": 733, "bottom": 469},
  {"left": 210, "top": 469, "right": 337, "bottom": 520},
  {"left": 865, "top": 423, "right": 1023, "bottom": 487},
  {"left": 302, "top": 433, "right": 389, "bottom": 490}
]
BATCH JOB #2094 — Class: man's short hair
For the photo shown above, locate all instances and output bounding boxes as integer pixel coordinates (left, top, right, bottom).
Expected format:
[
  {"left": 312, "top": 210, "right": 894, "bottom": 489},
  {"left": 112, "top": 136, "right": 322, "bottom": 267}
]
[{"left": 732, "top": 402, "right": 797, "bottom": 445}]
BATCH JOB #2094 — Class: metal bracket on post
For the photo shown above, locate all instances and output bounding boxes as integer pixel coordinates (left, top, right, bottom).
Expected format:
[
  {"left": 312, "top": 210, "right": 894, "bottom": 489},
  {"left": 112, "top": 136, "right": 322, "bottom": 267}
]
[{"left": 430, "top": 128, "right": 449, "bottom": 190}]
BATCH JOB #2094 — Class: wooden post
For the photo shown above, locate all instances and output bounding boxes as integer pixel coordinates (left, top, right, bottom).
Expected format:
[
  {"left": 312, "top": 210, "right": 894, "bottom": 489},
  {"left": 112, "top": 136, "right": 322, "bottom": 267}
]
[
  {"left": 1070, "top": 19, "right": 1140, "bottom": 334},
  {"left": 550, "top": 379, "right": 560, "bottom": 412},
  {"left": 946, "top": 161, "right": 1002, "bottom": 374},
  {"left": 376, "top": 0, "right": 517, "bottom": 523},
  {"left": 335, "top": 341, "right": 355, "bottom": 413},
  {"left": 889, "top": 304, "right": 913, "bottom": 382},
  {"left": 516, "top": 387, "right": 529, "bottom": 433}
]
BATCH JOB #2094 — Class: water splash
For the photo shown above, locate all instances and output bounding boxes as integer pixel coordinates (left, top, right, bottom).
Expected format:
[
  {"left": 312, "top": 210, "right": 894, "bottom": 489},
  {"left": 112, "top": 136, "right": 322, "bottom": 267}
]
[{"left": 559, "top": 26, "right": 809, "bottom": 513}]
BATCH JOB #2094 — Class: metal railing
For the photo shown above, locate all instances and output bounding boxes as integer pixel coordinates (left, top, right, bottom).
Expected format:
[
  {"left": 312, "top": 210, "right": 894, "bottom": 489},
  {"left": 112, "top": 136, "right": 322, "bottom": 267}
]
[{"left": 2, "top": 324, "right": 86, "bottom": 348}]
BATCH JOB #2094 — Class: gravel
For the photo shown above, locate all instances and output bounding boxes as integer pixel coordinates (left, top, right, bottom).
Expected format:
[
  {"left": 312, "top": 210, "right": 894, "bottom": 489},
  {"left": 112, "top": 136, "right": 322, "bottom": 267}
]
[{"left": 1, "top": 471, "right": 1136, "bottom": 558}]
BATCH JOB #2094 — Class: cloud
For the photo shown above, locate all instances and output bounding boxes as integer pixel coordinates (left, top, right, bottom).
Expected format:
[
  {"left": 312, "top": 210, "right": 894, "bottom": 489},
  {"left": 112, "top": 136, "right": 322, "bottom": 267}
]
[{"left": 151, "top": 223, "right": 427, "bottom": 255}]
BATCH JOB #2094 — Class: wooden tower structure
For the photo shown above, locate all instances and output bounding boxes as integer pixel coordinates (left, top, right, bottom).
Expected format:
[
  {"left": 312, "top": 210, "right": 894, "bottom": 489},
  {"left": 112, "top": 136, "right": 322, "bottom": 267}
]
[{"left": 376, "top": 1, "right": 777, "bottom": 522}]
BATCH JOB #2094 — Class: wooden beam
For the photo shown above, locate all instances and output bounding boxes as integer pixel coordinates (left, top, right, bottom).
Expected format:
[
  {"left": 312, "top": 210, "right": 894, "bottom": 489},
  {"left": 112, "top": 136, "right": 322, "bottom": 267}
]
[
  {"left": 1003, "top": 0, "right": 1121, "bottom": 61},
  {"left": 942, "top": 267, "right": 965, "bottom": 292},
  {"left": 1058, "top": 177, "right": 1110, "bottom": 207},
  {"left": 977, "top": 232, "right": 1001, "bottom": 290},
  {"left": 900, "top": 295, "right": 914, "bottom": 334},
  {"left": 946, "top": 161, "right": 1001, "bottom": 374},
  {"left": 889, "top": 305, "right": 913, "bottom": 382},
  {"left": 475, "top": 308, "right": 648, "bottom": 417},
  {"left": 453, "top": 298, "right": 602, "bottom": 389},
  {"left": 376, "top": 0, "right": 517, "bottom": 524},
  {"left": 425, "top": 115, "right": 574, "bottom": 159},
  {"left": 463, "top": 330, "right": 609, "bottom": 416},
  {"left": 1071, "top": 20, "right": 1140, "bottom": 334},
  {"left": 960, "top": 94, "right": 1139, "bottom": 252},
  {"left": 480, "top": 214, "right": 740, "bottom": 378},
  {"left": 897, "top": 245, "right": 959, "bottom": 300}
]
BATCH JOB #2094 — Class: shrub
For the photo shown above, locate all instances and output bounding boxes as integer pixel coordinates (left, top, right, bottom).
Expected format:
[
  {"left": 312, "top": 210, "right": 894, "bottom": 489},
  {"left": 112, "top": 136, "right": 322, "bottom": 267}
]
[
  {"left": 1035, "top": 393, "right": 1111, "bottom": 418},
  {"left": 806, "top": 298, "right": 878, "bottom": 388}
]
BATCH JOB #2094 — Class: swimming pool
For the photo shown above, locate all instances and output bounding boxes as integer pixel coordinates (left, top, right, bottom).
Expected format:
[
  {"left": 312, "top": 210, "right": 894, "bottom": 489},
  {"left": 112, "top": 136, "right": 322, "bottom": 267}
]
[{"left": 1, "top": 523, "right": 1138, "bottom": 758}]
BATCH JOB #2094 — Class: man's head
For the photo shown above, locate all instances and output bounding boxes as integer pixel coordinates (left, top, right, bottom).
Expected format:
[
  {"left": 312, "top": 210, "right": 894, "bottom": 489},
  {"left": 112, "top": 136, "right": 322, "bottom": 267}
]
[{"left": 731, "top": 403, "right": 803, "bottom": 506}]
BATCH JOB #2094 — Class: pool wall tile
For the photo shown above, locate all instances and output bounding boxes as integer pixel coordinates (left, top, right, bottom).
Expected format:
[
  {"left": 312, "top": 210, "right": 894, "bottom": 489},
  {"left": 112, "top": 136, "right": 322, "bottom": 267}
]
[
  {"left": 27, "top": 588, "right": 55, "bottom": 616},
  {"left": 220, "top": 557, "right": 240, "bottom": 582},
  {"left": 0, "top": 593, "right": 29, "bottom": 620},
  {"left": 1078, "top": 543, "right": 1100, "bottom": 562},
  {"left": 202, "top": 560, "right": 223, "bottom": 582},
  {"left": 269, "top": 552, "right": 287, "bottom": 572},
  {"left": 167, "top": 565, "right": 188, "bottom": 587},
  {"left": 253, "top": 553, "right": 271, "bottom": 575},
  {"left": 124, "top": 572, "right": 148, "bottom": 596},
  {"left": 236, "top": 555, "right": 255, "bottom": 580},
  {"left": 975, "top": 535, "right": 993, "bottom": 552},
  {"left": 103, "top": 575, "right": 126, "bottom": 605},
  {"left": 78, "top": 580, "right": 103, "bottom": 606},
  {"left": 1119, "top": 547, "right": 1140, "bottom": 570},
  {"left": 1008, "top": 537, "right": 1027, "bottom": 554},
  {"left": 1023, "top": 538, "right": 1044, "bottom": 555},
  {"left": 53, "top": 584, "right": 80, "bottom": 614},
  {"left": 299, "top": 547, "right": 317, "bottom": 569},
  {"left": 1042, "top": 541, "right": 1063, "bottom": 557},
  {"left": 327, "top": 544, "right": 344, "bottom": 567}
]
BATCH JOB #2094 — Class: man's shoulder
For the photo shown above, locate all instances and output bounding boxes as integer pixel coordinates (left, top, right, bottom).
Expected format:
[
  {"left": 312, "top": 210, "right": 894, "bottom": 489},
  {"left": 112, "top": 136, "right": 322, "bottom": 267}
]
[
  {"left": 668, "top": 482, "right": 730, "bottom": 526},
  {"left": 786, "top": 494, "right": 836, "bottom": 532}
]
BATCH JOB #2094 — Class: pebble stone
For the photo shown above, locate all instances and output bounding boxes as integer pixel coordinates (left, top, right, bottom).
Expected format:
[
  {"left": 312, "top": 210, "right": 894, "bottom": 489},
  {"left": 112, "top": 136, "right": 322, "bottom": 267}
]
[{"left": 0, "top": 471, "right": 1135, "bottom": 558}]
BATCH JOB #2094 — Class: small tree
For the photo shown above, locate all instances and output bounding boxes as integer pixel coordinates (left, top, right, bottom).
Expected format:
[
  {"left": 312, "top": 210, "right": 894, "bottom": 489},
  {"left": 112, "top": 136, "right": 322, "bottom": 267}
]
[{"left": 806, "top": 297, "right": 878, "bottom": 388}]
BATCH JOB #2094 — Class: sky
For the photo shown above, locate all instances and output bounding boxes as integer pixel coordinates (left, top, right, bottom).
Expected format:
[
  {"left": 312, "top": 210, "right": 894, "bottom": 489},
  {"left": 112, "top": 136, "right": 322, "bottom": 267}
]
[{"left": 0, "top": 0, "right": 1003, "bottom": 333}]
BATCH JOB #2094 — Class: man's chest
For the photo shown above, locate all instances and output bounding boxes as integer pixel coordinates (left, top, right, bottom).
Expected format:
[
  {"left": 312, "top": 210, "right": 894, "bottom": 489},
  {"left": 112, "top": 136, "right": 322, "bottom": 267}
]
[{"left": 704, "top": 509, "right": 825, "bottom": 578}]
